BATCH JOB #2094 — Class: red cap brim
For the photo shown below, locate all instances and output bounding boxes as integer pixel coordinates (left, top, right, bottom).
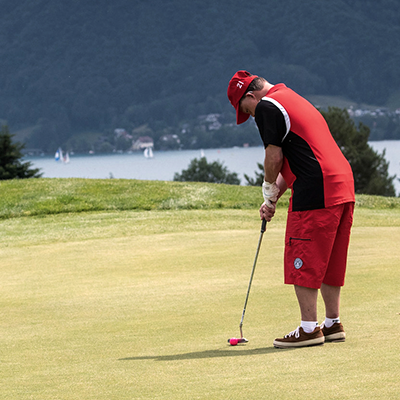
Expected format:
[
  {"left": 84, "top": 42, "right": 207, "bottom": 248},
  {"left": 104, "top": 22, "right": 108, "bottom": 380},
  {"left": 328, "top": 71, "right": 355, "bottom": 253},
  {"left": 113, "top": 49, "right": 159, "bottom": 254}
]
[{"left": 236, "top": 108, "right": 251, "bottom": 124}]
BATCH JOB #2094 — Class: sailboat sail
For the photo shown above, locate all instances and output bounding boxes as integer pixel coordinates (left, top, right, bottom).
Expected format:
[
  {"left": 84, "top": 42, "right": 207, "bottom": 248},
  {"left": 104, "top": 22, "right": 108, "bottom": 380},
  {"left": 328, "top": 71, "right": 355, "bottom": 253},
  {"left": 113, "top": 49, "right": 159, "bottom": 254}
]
[
  {"left": 144, "top": 147, "right": 154, "bottom": 158},
  {"left": 55, "top": 147, "right": 70, "bottom": 163},
  {"left": 55, "top": 147, "right": 63, "bottom": 161}
]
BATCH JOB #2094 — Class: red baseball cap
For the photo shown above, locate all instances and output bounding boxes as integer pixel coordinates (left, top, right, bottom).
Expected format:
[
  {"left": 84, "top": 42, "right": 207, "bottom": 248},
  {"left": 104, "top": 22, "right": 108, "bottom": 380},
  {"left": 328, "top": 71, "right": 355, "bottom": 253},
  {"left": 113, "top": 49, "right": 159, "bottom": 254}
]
[{"left": 227, "top": 70, "right": 258, "bottom": 124}]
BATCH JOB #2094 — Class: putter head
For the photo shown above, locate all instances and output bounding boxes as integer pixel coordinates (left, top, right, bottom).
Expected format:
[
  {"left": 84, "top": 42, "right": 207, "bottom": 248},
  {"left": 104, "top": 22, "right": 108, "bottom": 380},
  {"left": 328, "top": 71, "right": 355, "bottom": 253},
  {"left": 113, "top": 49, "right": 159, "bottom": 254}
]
[{"left": 227, "top": 337, "right": 248, "bottom": 345}]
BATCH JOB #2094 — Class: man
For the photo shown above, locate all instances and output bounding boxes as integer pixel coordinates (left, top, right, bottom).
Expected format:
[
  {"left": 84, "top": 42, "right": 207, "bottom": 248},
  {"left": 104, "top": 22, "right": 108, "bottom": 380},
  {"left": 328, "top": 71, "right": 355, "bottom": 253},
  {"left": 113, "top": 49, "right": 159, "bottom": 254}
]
[{"left": 227, "top": 70, "right": 355, "bottom": 348}]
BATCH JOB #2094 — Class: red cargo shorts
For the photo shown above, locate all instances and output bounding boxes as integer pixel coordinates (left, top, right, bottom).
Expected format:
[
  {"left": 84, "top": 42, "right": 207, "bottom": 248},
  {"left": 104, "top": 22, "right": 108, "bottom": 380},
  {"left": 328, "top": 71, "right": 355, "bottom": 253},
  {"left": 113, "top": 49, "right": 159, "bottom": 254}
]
[{"left": 284, "top": 202, "right": 354, "bottom": 289}]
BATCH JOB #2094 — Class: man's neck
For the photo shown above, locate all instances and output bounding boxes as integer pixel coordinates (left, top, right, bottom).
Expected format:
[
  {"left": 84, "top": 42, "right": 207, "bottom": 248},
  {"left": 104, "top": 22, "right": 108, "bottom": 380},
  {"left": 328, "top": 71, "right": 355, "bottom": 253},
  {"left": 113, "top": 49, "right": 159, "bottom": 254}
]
[{"left": 255, "top": 82, "right": 274, "bottom": 100}]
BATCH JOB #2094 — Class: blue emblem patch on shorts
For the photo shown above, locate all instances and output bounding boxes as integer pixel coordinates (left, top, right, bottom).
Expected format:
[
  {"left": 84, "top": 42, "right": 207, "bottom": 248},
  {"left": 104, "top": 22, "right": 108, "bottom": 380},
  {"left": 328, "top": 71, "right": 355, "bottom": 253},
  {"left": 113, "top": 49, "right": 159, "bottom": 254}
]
[{"left": 294, "top": 258, "right": 303, "bottom": 269}]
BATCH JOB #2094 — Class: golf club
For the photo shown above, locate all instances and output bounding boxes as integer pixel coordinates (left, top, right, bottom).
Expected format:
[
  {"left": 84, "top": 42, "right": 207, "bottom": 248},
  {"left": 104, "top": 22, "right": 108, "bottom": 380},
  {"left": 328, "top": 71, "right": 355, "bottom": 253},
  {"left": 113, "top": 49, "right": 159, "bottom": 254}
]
[{"left": 228, "top": 218, "right": 267, "bottom": 345}]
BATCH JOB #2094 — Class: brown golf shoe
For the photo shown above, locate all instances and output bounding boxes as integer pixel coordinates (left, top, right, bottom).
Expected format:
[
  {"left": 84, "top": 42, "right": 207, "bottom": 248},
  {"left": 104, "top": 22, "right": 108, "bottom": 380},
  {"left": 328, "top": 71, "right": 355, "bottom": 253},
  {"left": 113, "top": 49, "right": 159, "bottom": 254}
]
[
  {"left": 273, "top": 326, "right": 325, "bottom": 349},
  {"left": 320, "top": 322, "right": 346, "bottom": 342}
]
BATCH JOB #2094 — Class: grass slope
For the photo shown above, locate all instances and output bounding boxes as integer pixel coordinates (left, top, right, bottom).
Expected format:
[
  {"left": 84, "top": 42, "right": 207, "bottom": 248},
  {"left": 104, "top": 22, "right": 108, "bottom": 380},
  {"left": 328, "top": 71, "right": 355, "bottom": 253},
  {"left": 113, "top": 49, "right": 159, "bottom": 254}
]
[
  {"left": 1, "top": 178, "right": 399, "bottom": 220},
  {"left": 0, "top": 178, "right": 267, "bottom": 219},
  {"left": 1, "top": 179, "right": 399, "bottom": 399}
]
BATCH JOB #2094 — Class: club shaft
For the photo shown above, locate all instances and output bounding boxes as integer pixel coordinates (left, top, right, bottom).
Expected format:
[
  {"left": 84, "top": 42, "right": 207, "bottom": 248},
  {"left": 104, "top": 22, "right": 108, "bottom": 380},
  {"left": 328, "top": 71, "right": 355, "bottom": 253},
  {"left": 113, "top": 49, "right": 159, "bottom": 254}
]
[{"left": 239, "top": 219, "right": 267, "bottom": 335}]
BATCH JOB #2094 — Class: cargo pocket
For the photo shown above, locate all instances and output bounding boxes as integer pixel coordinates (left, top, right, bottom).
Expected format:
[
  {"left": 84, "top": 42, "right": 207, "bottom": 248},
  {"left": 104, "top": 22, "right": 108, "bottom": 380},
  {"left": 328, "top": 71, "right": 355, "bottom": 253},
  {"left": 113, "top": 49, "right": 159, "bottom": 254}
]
[{"left": 287, "top": 237, "right": 312, "bottom": 271}]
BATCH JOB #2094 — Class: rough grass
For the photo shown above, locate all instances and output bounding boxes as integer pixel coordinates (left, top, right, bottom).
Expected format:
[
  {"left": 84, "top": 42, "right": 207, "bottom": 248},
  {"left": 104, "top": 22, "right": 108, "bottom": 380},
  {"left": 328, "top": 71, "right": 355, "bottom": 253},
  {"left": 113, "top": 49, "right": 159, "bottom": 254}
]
[
  {"left": 1, "top": 179, "right": 399, "bottom": 399},
  {"left": 1, "top": 178, "right": 399, "bottom": 220},
  {"left": 0, "top": 178, "right": 267, "bottom": 219}
]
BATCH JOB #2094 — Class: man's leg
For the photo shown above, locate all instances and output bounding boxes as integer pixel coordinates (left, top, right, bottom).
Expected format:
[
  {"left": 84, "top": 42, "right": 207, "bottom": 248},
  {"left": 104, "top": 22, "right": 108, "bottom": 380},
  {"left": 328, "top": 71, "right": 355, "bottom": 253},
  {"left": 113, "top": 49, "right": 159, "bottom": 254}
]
[
  {"left": 273, "top": 285, "right": 324, "bottom": 348},
  {"left": 320, "top": 283, "right": 346, "bottom": 342},
  {"left": 320, "top": 283, "right": 340, "bottom": 319},
  {"left": 294, "top": 285, "right": 318, "bottom": 321}
]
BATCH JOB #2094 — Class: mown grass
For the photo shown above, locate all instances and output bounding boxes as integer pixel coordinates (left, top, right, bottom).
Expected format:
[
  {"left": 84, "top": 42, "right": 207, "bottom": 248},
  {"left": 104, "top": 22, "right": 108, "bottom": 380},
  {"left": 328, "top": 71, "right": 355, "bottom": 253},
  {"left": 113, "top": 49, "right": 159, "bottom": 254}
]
[{"left": 1, "top": 178, "right": 399, "bottom": 399}]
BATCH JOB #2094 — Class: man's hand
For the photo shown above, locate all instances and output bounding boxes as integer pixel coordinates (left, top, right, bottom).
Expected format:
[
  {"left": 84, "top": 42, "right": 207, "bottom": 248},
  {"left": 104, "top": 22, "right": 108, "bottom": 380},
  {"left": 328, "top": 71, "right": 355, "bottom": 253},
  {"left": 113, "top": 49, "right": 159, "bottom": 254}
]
[
  {"left": 262, "top": 180, "right": 279, "bottom": 208},
  {"left": 259, "top": 201, "right": 276, "bottom": 222}
]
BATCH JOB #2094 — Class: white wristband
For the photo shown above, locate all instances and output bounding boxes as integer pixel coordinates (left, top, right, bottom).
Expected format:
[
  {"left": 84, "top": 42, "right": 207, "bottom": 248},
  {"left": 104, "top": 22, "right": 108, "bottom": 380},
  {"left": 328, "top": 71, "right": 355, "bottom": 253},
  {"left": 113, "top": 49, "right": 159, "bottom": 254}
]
[{"left": 262, "top": 180, "right": 279, "bottom": 208}]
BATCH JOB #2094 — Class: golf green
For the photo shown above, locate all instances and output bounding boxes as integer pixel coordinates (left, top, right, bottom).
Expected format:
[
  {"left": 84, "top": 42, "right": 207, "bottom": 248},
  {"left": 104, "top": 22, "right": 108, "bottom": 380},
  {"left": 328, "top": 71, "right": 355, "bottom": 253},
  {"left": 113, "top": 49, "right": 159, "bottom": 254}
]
[{"left": 1, "top": 207, "right": 399, "bottom": 399}]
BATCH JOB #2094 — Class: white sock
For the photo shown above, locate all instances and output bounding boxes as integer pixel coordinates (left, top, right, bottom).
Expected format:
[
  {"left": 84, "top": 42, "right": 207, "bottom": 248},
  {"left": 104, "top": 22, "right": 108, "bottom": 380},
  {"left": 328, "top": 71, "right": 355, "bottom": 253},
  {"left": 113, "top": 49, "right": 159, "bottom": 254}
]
[
  {"left": 324, "top": 317, "right": 340, "bottom": 328},
  {"left": 301, "top": 321, "right": 318, "bottom": 333}
]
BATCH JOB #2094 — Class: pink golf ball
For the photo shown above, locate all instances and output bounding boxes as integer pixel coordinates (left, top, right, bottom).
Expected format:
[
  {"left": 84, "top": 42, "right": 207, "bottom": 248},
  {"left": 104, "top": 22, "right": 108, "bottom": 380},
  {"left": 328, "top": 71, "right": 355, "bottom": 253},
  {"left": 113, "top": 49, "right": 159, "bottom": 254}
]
[{"left": 229, "top": 338, "right": 239, "bottom": 346}]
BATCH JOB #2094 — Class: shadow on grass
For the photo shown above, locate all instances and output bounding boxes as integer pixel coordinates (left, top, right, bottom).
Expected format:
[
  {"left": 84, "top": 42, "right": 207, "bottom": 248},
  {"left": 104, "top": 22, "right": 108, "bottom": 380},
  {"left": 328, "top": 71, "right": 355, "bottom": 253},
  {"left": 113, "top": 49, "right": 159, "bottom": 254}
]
[{"left": 119, "top": 346, "right": 290, "bottom": 362}]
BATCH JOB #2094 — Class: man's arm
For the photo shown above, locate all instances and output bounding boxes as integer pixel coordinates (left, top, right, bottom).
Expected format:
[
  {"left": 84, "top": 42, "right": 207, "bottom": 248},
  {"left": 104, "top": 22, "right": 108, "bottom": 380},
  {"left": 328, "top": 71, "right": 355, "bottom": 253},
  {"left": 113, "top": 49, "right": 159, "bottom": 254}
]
[
  {"left": 276, "top": 173, "right": 288, "bottom": 199},
  {"left": 259, "top": 145, "right": 285, "bottom": 221},
  {"left": 264, "top": 144, "right": 283, "bottom": 183},
  {"left": 261, "top": 144, "right": 283, "bottom": 207}
]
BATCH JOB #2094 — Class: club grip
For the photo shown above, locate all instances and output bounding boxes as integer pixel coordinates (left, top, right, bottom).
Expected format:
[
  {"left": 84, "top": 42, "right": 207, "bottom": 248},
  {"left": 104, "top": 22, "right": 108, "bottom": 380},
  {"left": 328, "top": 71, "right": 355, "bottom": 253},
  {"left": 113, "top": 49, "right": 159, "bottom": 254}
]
[{"left": 261, "top": 219, "right": 267, "bottom": 233}]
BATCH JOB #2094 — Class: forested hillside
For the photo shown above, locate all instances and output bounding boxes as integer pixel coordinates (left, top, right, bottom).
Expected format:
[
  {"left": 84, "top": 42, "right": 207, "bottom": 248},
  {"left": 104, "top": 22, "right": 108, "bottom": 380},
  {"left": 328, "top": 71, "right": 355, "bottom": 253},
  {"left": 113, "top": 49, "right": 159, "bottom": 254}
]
[{"left": 0, "top": 0, "right": 399, "bottom": 152}]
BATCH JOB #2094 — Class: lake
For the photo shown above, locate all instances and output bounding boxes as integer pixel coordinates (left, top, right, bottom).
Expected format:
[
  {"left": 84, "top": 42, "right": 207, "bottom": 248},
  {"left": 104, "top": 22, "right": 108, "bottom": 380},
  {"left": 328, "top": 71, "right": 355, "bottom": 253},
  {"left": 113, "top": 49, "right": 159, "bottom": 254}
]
[{"left": 26, "top": 141, "right": 400, "bottom": 195}]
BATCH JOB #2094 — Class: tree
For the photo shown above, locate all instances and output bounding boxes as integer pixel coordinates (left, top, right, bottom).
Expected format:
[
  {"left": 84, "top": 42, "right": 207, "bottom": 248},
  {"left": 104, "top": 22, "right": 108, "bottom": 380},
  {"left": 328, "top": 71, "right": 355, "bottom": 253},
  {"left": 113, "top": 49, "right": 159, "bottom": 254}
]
[
  {"left": 0, "top": 126, "right": 42, "bottom": 180},
  {"left": 244, "top": 162, "right": 264, "bottom": 186},
  {"left": 321, "top": 107, "right": 396, "bottom": 197},
  {"left": 173, "top": 157, "right": 240, "bottom": 185}
]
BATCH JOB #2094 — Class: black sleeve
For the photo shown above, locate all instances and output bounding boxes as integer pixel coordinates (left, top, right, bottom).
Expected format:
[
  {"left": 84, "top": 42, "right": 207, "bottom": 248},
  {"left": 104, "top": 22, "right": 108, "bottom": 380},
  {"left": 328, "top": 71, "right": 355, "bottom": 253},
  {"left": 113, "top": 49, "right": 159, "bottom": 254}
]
[{"left": 255, "top": 100, "right": 286, "bottom": 148}]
